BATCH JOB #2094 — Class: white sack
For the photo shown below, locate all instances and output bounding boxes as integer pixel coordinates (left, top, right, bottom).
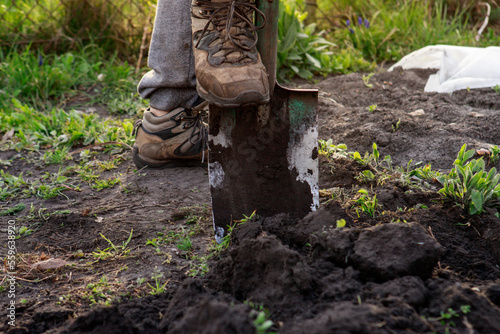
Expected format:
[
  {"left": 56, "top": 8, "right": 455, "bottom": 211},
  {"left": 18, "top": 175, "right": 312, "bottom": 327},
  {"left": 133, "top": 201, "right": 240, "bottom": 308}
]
[{"left": 388, "top": 45, "right": 500, "bottom": 93}]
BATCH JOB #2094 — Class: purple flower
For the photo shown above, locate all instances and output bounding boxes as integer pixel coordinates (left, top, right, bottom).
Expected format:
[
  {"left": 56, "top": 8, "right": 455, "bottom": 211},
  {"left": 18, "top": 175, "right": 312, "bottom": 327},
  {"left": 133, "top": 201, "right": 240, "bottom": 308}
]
[
  {"left": 349, "top": 28, "right": 354, "bottom": 34},
  {"left": 38, "top": 55, "right": 43, "bottom": 67},
  {"left": 346, "top": 19, "right": 350, "bottom": 27},
  {"left": 358, "top": 16, "right": 363, "bottom": 25},
  {"left": 364, "top": 19, "right": 370, "bottom": 28}
]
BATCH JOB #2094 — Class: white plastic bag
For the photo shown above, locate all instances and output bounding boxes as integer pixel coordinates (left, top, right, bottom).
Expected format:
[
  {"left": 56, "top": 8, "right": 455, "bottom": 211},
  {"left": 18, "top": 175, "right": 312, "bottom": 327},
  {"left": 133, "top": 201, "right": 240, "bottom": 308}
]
[{"left": 388, "top": 45, "right": 500, "bottom": 93}]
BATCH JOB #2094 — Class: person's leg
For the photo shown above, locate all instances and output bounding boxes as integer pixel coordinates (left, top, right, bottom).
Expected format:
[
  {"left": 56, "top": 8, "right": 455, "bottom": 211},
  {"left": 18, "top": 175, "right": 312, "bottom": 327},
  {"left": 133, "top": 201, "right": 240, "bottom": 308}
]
[
  {"left": 137, "top": 0, "right": 199, "bottom": 112},
  {"left": 133, "top": 0, "right": 207, "bottom": 169}
]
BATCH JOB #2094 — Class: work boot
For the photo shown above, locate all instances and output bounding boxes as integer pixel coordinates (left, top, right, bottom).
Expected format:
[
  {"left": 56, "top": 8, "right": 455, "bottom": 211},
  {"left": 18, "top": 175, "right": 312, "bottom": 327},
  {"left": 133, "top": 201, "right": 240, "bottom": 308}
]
[
  {"left": 132, "top": 99, "right": 208, "bottom": 168},
  {"left": 191, "top": 0, "right": 270, "bottom": 108}
]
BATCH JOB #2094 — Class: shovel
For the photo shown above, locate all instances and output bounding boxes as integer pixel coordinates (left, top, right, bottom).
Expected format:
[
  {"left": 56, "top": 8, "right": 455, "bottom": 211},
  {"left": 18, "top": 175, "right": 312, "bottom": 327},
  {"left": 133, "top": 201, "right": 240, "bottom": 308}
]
[{"left": 208, "top": 0, "right": 319, "bottom": 242}]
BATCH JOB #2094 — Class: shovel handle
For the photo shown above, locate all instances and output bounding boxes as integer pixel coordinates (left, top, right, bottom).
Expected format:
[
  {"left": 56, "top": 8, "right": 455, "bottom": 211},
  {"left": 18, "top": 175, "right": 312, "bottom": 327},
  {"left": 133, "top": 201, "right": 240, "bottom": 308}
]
[{"left": 256, "top": 0, "right": 279, "bottom": 94}]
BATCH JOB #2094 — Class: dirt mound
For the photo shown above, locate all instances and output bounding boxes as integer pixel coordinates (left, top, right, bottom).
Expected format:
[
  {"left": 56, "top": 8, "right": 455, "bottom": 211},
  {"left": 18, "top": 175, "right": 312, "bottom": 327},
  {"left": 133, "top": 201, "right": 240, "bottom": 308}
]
[
  {"left": 160, "top": 279, "right": 254, "bottom": 334},
  {"left": 312, "top": 222, "right": 443, "bottom": 282}
]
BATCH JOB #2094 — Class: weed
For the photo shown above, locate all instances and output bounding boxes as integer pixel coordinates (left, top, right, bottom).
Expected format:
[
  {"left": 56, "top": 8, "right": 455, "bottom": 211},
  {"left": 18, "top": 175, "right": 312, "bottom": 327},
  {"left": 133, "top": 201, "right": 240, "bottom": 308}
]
[
  {"left": 16, "top": 225, "right": 35, "bottom": 239},
  {"left": 176, "top": 235, "right": 193, "bottom": 252},
  {"left": 136, "top": 277, "right": 146, "bottom": 287},
  {"left": 362, "top": 73, "right": 374, "bottom": 88},
  {"left": 246, "top": 302, "right": 276, "bottom": 334},
  {"left": 318, "top": 140, "right": 349, "bottom": 158},
  {"left": 428, "top": 305, "right": 471, "bottom": 334},
  {"left": 208, "top": 211, "right": 256, "bottom": 257},
  {"left": 409, "top": 163, "right": 441, "bottom": 181},
  {"left": 146, "top": 238, "right": 160, "bottom": 248},
  {"left": 392, "top": 118, "right": 401, "bottom": 132},
  {"left": 355, "top": 170, "right": 376, "bottom": 183},
  {"left": 148, "top": 270, "right": 168, "bottom": 295},
  {"left": 490, "top": 145, "right": 499, "bottom": 165},
  {"left": 353, "top": 189, "right": 379, "bottom": 217},
  {"left": 42, "top": 147, "right": 72, "bottom": 165},
  {"left": 91, "top": 176, "right": 121, "bottom": 191},
  {"left": 0, "top": 203, "right": 26, "bottom": 216},
  {"left": 336, "top": 219, "right": 346, "bottom": 228},
  {"left": 93, "top": 229, "right": 133, "bottom": 260},
  {"left": 437, "top": 144, "right": 500, "bottom": 215},
  {"left": 84, "top": 275, "right": 118, "bottom": 306},
  {"left": 366, "top": 104, "right": 377, "bottom": 112},
  {"left": 493, "top": 85, "right": 500, "bottom": 94},
  {"left": 188, "top": 255, "right": 210, "bottom": 277},
  {"left": 98, "top": 158, "right": 122, "bottom": 171}
]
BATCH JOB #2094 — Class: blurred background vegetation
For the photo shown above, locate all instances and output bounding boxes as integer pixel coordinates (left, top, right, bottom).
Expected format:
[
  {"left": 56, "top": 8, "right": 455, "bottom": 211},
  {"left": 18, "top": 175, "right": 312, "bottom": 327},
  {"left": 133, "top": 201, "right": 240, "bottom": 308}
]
[{"left": 1, "top": 0, "right": 499, "bottom": 79}]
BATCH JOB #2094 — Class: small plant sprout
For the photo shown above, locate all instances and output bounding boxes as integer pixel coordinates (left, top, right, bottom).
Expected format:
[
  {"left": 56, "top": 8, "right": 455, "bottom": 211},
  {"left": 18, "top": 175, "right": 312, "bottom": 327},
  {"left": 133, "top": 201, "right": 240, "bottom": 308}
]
[
  {"left": 367, "top": 104, "right": 377, "bottom": 112},
  {"left": 336, "top": 219, "right": 346, "bottom": 228},
  {"left": 490, "top": 145, "right": 499, "bottom": 165},
  {"left": 356, "top": 170, "right": 376, "bottom": 183},
  {"left": 392, "top": 118, "right": 401, "bottom": 132},
  {"left": 318, "top": 140, "right": 348, "bottom": 158},
  {"left": 148, "top": 269, "right": 168, "bottom": 295},
  {"left": 93, "top": 229, "right": 133, "bottom": 259},
  {"left": 353, "top": 189, "right": 379, "bottom": 217},
  {"left": 245, "top": 302, "right": 275, "bottom": 334},
  {"left": 429, "top": 305, "right": 471, "bottom": 333},
  {"left": 362, "top": 73, "right": 374, "bottom": 88},
  {"left": 493, "top": 84, "right": 500, "bottom": 94}
]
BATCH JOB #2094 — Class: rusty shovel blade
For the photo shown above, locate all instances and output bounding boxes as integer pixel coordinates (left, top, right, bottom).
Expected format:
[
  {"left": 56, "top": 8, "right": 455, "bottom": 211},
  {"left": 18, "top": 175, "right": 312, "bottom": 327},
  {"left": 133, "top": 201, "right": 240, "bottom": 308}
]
[
  {"left": 207, "top": 0, "right": 319, "bottom": 242},
  {"left": 208, "top": 83, "right": 318, "bottom": 242}
]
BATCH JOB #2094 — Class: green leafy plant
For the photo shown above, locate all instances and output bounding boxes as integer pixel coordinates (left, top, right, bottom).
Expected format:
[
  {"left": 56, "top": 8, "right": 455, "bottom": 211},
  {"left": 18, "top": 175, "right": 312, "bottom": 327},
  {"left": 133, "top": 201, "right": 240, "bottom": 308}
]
[
  {"left": 493, "top": 85, "right": 500, "bottom": 94},
  {"left": 355, "top": 170, "right": 376, "bottom": 183},
  {"left": 437, "top": 144, "right": 500, "bottom": 215},
  {"left": 245, "top": 302, "right": 276, "bottom": 334},
  {"left": 277, "top": 2, "right": 336, "bottom": 80},
  {"left": 366, "top": 104, "right": 377, "bottom": 112},
  {"left": 490, "top": 145, "right": 499, "bottom": 165},
  {"left": 353, "top": 189, "right": 379, "bottom": 217},
  {"left": 318, "top": 140, "right": 349, "bottom": 158}
]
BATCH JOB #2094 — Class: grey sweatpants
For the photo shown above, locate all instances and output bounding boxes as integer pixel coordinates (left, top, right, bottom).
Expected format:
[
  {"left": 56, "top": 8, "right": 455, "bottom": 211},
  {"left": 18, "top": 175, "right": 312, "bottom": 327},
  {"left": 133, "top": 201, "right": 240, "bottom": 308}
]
[{"left": 137, "top": 0, "right": 198, "bottom": 111}]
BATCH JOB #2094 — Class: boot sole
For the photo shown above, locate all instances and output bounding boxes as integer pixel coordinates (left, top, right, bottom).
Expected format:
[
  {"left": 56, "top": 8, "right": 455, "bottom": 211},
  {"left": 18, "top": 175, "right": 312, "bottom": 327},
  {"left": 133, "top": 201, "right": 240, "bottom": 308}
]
[
  {"left": 197, "top": 86, "right": 270, "bottom": 108},
  {"left": 132, "top": 147, "right": 206, "bottom": 169}
]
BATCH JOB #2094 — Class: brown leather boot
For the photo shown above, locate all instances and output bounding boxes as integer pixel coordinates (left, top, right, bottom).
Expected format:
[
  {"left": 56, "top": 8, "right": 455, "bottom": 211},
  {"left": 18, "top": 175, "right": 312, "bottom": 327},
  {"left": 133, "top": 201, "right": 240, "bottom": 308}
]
[
  {"left": 132, "top": 99, "right": 208, "bottom": 168},
  {"left": 191, "top": 0, "right": 270, "bottom": 108}
]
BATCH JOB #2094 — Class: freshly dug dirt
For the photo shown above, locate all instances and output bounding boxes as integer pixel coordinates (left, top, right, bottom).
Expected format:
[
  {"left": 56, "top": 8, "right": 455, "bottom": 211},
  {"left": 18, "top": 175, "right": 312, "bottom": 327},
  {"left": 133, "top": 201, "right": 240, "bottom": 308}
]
[{"left": 2, "top": 68, "right": 500, "bottom": 333}]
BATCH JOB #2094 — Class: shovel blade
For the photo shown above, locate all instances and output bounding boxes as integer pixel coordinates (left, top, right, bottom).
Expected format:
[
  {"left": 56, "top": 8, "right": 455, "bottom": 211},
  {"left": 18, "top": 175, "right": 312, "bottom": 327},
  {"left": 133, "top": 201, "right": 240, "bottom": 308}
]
[{"left": 208, "top": 83, "right": 318, "bottom": 242}]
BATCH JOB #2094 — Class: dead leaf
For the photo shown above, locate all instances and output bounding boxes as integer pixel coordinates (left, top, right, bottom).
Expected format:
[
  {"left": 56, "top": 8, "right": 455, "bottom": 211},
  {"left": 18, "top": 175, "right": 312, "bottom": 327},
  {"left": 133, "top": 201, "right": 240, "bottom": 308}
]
[
  {"left": 31, "top": 258, "right": 69, "bottom": 270},
  {"left": 476, "top": 149, "right": 490, "bottom": 156},
  {"left": 1, "top": 129, "right": 14, "bottom": 142}
]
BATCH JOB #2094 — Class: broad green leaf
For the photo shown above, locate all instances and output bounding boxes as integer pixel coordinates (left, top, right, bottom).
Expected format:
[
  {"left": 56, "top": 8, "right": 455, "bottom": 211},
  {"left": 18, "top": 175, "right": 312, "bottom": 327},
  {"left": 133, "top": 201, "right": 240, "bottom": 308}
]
[
  {"left": 305, "top": 53, "right": 321, "bottom": 68},
  {"left": 471, "top": 189, "right": 483, "bottom": 213}
]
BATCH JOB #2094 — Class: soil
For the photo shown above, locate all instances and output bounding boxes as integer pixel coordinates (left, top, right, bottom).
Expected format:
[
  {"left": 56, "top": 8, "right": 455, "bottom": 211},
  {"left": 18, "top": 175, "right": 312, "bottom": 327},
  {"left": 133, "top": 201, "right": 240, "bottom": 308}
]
[{"left": 1, "top": 68, "right": 500, "bottom": 333}]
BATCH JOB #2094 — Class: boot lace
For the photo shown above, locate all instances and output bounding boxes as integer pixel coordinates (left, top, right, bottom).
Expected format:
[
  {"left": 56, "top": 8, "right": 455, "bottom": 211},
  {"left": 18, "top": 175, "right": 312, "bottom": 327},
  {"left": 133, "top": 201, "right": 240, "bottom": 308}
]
[{"left": 192, "top": 0, "right": 266, "bottom": 65}]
